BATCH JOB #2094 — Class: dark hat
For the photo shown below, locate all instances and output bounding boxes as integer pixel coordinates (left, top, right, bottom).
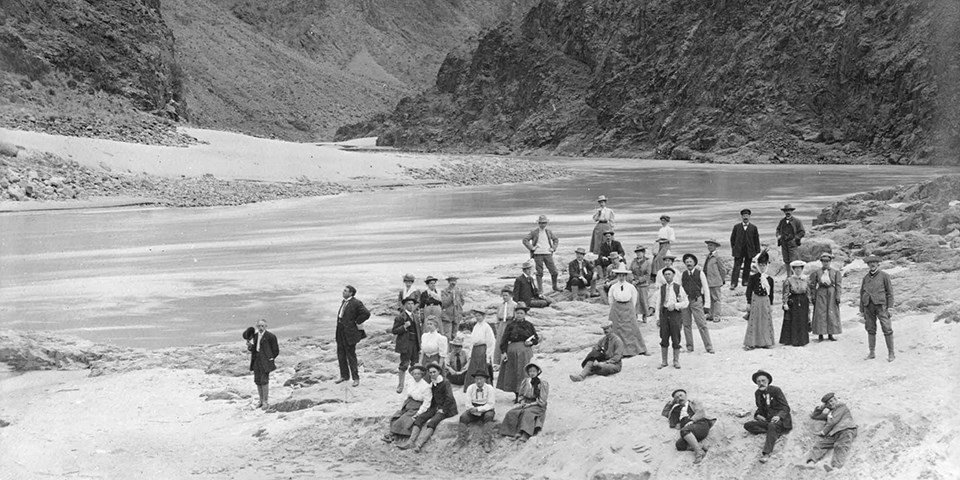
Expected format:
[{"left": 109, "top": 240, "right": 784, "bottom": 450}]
[
  {"left": 402, "top": 273, "right": 415, "bottom": 282},
  {"left": 409, "top": 364, "right": 427, "bottom": 374},
  {"left": 425, "top": 276, "right": 438, "bottom": 283},
  {"left": 524, "top": 362, "right": 542, "bottom": 374},
  {"left": 781, "top": 204, "right": 796, "bottom": 212},
  {"left": 821, "top": 392, "right": 836, "bottom": 403},
  {"left": 660, "top": 214, "right": 671, "bottom": 221},
  {"left": 662, "top": 266, "right": 676, "bottom": 275},
  {"left": 603, "top": 230, "right": 615, "bottom": 236},
  {"left": 472, "top": 369, "right": 490, "bottom": 379},
  {"left": 426, "top": 362, "right": 443, "bottom": 372},
  {"left": 740, "top": 208, "right": 752, "bottom": 215},
  {"left": 820, "top": 252, "right": 835, "bottom": 260},
  {"left": 864, "top": 255, "right": 881, "bottom": 264},
  {"left": 501, "top": 284, "right": 513, "bottom": 293},
  {"left": 575, "top": 247, "right": 587, "bottom": 254},
  {"left": 671, "top": 388, "right": 687, "bottom": 398},
  {"left": 752, "top": 370, "right": 773, "bottom": 385},
  {"left": 402, "top": 296, "right": 417, "bottom": 304},
  {"left": 682, "top": 253, "right": 698, "bottom": 265},
  {"left": 242, "top": 327, "right": 256, "bottom": 341},
  {"left": 446, "top": 275, "right": 459, "bottom": 281},
  {"left": 514, "top": 302, "right": 529, "bottom": 312}
]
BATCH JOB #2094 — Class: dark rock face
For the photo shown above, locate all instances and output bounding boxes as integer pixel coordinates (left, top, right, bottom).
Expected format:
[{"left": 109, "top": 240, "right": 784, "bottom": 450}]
[{"left": 339, "top": 0, "right": 960, "bottom": 165}]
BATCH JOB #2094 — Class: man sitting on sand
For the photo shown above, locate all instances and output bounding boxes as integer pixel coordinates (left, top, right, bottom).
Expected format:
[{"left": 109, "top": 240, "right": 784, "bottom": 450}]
[
  {"left": 570, "top": 323, "right": 624, "bottom": 382},
  {"left": 801, "top": 392, "right": 857, "bottom": 472},
  {"left": 454, "top": 369, "right": 497, "bottom": 453},
  {"left": 743, "top": 370, "right": 792, "bottom": 463},
  {"left": 662, "top": 388, "right": 715, "bottom": 464}
]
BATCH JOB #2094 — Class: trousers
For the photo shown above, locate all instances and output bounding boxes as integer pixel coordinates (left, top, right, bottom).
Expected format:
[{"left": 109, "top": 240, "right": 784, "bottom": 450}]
[
  {"left": 681, "top": 297, "right": 713, "bottom": 351},
  {"left": 744, "top": 419, "right": 788, "bottom": 455},
  {"left": 808, "top": 428, "right": 857, "bottom": 469}
]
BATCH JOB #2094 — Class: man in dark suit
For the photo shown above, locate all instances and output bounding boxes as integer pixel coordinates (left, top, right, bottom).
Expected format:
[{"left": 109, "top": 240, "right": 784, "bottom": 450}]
[
  {"left": 597, "top": 231, "right": 625, "bottom": 278},
  {"left": 247, "top": 318, "right": 279, "bottom": 410},
  {"left": 743, "top": 370, "right": 792, "bottom": 463},
  {"left": 566, "top": 247, "right": 594, "bottom": 300},
  {"left": 392, "top": 296, "right": 422, "bottom": 393},
  {"left": 513, "top": 259, "right": 553, "bottom": 308},
  {"left": 729, "top": 208, "right": 761, "bottom": 289},
  {"left": 776, "top": 204, "right": 805, "bottom": 265},
  {"left": 335, "top": 285, "right": 371, "bottom": 387}
]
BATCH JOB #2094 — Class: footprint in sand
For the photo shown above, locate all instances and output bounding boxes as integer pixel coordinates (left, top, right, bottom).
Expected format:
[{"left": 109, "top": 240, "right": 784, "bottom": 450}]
[{"left": 631, "top": 444, "right": 653, "bottom": 463}]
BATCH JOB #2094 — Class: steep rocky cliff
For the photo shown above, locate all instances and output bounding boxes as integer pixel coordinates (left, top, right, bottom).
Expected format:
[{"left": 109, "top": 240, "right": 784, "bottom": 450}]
[{"left": 339, "top": 0, "right": 960, "bottom": 165}]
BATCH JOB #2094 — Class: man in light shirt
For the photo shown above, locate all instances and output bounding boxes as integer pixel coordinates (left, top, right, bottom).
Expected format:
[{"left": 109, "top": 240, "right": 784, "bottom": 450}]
[
  {"left": 679, "top": 254, "right": 715, "bottom": 354},
  {"left": 650, "top": 267, "right": 689, "bottom": 369},
  {"left": 522, "top": 215, "right": 561, "bottom": 293},
  {"left": 702, "top": 239, "right": 726, "bottom": 322},
  {"left": 454, "top": 370, "right": 497, "bottom": 452}
]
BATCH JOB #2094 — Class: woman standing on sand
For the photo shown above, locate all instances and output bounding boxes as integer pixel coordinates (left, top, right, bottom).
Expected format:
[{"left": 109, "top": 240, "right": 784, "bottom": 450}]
[
  {"left": 497, "top": 303, "right": 540, "bottom": 401},
  {"left": 607, "top": 267, "right": 648, "bottom": 356},
  {"left": 499, "top": 362, "right": 548, "bottom": 442},
  {"left": 653, "top": 215, "right": 676, "bottom": 273},
  {"left": 809, "top": 252, "right": 842, "bottom": 342},
  {"left": 744, "top": 252, "right": 775, "bottom": 349},
  {"left": 780, "top": 260, "right": 811, "bottom": 346}
]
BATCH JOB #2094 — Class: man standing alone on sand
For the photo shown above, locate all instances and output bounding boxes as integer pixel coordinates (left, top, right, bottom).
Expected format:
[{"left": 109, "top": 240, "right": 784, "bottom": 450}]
[
  {"left": 246, "top": 319, "right": 279, "bottom": 410},
  {"left": 776, "top": 204, "right": 805, "bottom": 265},
  {"left": 730, "top": 209, "right": 761, "bottom": 289},
  {"left": 335, "top": 285, "right": 371, "bottom": 387},
  {"left": 702, "top": 239, "right": 726, "bottom": 322},
  {"left": 522, "top": 215, "right": 561, "bottom": 293},
  {"left": 861, "top": 255, "right": 895, "bottom": 362}
]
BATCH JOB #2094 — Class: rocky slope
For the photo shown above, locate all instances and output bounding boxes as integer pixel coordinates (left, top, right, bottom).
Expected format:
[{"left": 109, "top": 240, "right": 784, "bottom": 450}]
[{"left": 339, "top": 0, "right": 960, "bottom": 165}]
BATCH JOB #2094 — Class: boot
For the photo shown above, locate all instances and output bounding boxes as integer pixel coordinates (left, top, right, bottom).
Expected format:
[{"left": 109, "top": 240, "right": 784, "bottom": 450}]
[
  {"left": 551, "top": 274, "right": 560, "bottom": 292},
  {"left": 658, "top": 347, "right": 669, "bottom": 369},
  {"left": 413, "top": 427, "right": 434, "bottom": 453},
  {"left": 255, "top": 385, "right": 263, "bottom": 408},
  {"left": 398, "top": 426, "right": 420, "bottom": 450},
  {"left": 480, "top": 423, "right": 494, "bottom": 453},
  {"left": 572, "top": 285, "right": 580, "bottom": 301},
  {"left": 693, "top": 445, "right": 707, "bottom": 464},
  {"left": 453, "top": 424, "right": 470, "bottom": 449},
  {"left": 262, "top": 383, "right": 269, "bottom": 410},
  {"left": 396, "top": 370, "right": 405, "bottom": 393},
  {"left": 673, "top": 349, "right": 681, "bottom": 369},
  {"left": 536, "top": 275, "right": 544, "bottom": 294},
  {"left": 865, "top": 334, "right": 876, "bottom": 360},
  {"left": 885, "top": 334, "right": 895, "bottom": 362}
]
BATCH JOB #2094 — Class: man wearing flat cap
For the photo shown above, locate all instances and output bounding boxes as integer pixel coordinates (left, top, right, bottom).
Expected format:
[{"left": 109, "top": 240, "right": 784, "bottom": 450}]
[
  {"left": 860, "top": 255, "right": 895, "bottom": 361},
  {"left": 441, "top": 276, "right": 464, "bottom": 340},
  {"left": 702, "top": 238, "right": 727, "bottom": 322},
  {"left": 803, "top": 392, "right": 858, "bottom": 472},
  {"left": 514, "top": 259, "right": 553, "bottom": 308},
  {"left": 523, "top": 215, "right": 561, "bottom": 293},
  {"left": 776, "top": 204, "right": 805, "bottom": 265},
  {"left": 629, "top": 245, "right": 652, "bottom": 321},
  {"left": 730, "top": 208, "right": 761, "bottom": 289},
  {"left": 743, "top": 370, "right": 792, "bottom": 463},
  {"left": 570, "top": 323, "right": 625, "bottom": 382},
  {"left": 809, "top": 252, "right": 842, "bottom": 342},
  {"left": 662, "top": 388, "right": 716, "bottom": 464},
  {"left": 650, "top": 266, "right": 689, "bottom": 369},
  {"left": 336, "top": 286, "right": 370, "bottom": 388},
  {"left": 567, "top": 247, "right": 595, "bottom": 301}
]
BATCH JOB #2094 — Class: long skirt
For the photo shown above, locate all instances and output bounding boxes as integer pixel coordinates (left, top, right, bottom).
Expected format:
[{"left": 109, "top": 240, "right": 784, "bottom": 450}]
[
  {"left": 389, "top": 398, "right": 424, "bottom": 435},
  {"left": 811, "top": 287, "right": 842, "bottom": 335},
  {"left": 496, "top": 342, "right": 533, "bottom": 393},
  {"left": 463, "top": 344, "right": 492, "bottom": 387},
  {"left": 744, "top": 294, "right": 775, "bottom": 348},
  {"left": 492, "top": 321, "right": 507, "bottom": 366},
  {"left": 610, "top": 300, "right": 647, "bottom": 356},
  {"left": 421, "top": 352, "right": 442, "bottom": 367},
  {"left": 780, "top": 293, "right": 810, "bottom": 346},
  {"left": 653, "top": 241, "right": 672, "bottom": 272},
  {"left": 500, "top": 404, "right": 547, "bottom": 437},
  {"left": 590, "top": 222, "right": 613, "bottom": 254}
]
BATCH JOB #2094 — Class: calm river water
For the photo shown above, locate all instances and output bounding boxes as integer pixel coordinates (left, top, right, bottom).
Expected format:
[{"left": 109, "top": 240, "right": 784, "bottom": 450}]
[{"left": 0, "top": 158, "right": 952, "bottom": 348}]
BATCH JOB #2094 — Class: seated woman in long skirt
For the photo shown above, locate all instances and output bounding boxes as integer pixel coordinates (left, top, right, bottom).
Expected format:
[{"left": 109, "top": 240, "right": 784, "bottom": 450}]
[
  {"left": 382, "top": 365, "right": 432, "bottom": 444},
  {"left": 499, "top": 362, "right": 548, "bottom": 442}
]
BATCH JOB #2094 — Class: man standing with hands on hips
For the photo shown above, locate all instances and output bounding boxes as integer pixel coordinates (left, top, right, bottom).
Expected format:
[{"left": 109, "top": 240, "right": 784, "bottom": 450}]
[
  {"left": 335, "top": 285, "right": 371, "bottom": 387},
  {"left": 861, "top": 255, "right": 895, "bottom": 362},
  {"left": 522, "top": 215, "right": 561, "bottom": 293}
]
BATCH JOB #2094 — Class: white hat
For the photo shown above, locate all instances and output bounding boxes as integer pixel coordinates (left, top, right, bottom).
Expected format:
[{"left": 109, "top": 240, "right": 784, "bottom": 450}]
[{"left": 789, "top": 260, "right": 805, "bottom": 268}]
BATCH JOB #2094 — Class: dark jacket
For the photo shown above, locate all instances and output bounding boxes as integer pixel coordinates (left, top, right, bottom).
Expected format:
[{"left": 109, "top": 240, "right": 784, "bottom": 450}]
[
  {"left": 754, "top": 385, "right": 792, "bottom": 430},
  {"left": 513, "top": 274, "right": 542, "bottom": 304},
  {"left": 581, "top": 332, "right": 624, "bottom": 367},
  {"left": 249, "top": 330, "right": 279, "bottom": 373},
  {"left": 730, "top": 222, "right": 761, "bottom": 258},
  {"left": 598, "top": 240, "right": 625, "bottom": 268},
  {"left": 392, "top": 309, "right": 422, "bottom": 357},
  {"left": 336, "top": 296, "right": 371, "bottom": 346},
  {"left": 568, "top": 259, "right": 594, "bottom": 286},
  {"left": 429, "top": 379, "right": 459, "bottom": 418},
  {"left": 499, "top": 319, "right": 539, "bottom": 355},
  {"left": 746, "top": 273, "right": 775, "bottom": 306},
  {"left": 776, "top": 216, "right": 805, "bottom": 246}
]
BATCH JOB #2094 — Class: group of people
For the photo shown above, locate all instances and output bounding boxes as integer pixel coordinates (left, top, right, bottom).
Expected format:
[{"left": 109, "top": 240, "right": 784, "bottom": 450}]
[{"left": 240, "top": 196, "right": 896, "bottom": 469}]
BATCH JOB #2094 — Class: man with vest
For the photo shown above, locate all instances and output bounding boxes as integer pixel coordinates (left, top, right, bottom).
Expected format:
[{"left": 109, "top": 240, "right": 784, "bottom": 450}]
[
  {"left": 522, "top": 215, "right": 561, "bottom": 293},
  {"left": 650, "top": 267, "right": 689, "bottom": 369},
  {"left": 680, "top": 254, "right": 715, "bottom": 354}
]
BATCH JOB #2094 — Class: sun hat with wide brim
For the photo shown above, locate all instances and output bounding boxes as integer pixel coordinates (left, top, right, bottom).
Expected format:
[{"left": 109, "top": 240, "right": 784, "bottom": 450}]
[
  {"left": 790, "top": 260, "right": 806, "bottom": 268},
  {"left": 514, "top": 302, "right": 530, "bottom": 312},
  {"left": 524, "top": 362, "right": 542, "bottom": 374},
  {"left": 752, "top": 370, "right": 773, "bottom": 385},
  {"left": 682, "top": 253, "right": 698, "bottom": 265},
  {"left": 425, "top": 276, "right": 438, "bottom": 283},
  {"left": 409, "top": 364, "right": 427, "bottom": 374},
  {"left": 612, "top": 267, "right": 631, "bottom": 275},
  {"left": 864, "top": 255, "right": 881, "bottom": 263},
  {"left": 597, "top": 195, "right": 608, "bottom": 202},
  {"left": 819, "top": 252, "right": 835, "bottom": 260},
  {"left": 781, "top": 204, "right": 796, "bottom": 211}
]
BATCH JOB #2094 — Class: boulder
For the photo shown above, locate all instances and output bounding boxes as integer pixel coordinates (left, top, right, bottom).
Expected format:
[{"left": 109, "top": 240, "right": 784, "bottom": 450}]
[
  {"left": 0, "top": 419, "right": 10, "bottom": 428},
  {"left": 0, "top": 142, "right": 17, "bottom": 157},
  {"left": 6, "top": 169, "right": 20, "bottom": 183},
  {"left": 797, "top": 238, "right": 841, "bottom": 263},
  {"left": 6, "top": 184, "right": 24, "bottom": 201},
  {"left": 60, "top": 187, "right": 76, "bottom": 199},
  {"left": 670, "top": 146, "right": 693, "bottom": 160},
  {"left": 269, "top": 386, "right": 347, "bottom": 412}
]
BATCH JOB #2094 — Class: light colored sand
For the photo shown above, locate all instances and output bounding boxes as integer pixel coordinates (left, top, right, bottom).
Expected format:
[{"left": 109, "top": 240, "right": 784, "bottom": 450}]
[{"left": 0, "top": 127, "right": 438, "bottom": 183}]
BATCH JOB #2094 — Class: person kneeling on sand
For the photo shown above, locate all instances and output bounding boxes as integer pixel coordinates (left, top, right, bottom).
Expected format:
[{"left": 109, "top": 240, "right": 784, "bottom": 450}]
[
  {"left": 454, "top": 369, "right": 497, "bottom": 453},
  {"left": 743, "top": 370, "right": 792, "bottom": 463},
  {"left": 570, "top": 323, "right": 624, "bottom": 382},
  {"left": 662, "top": 388, "right": 716, "bottom": 464},
  {"left": 801, "top": 392, "right": 857, "bottom": 472},
  {"left": 398, "top": 363, "right": 459, "bottom": 453},
  {"left": 244, "top": 319, "right": 279, "bottom": 410}
]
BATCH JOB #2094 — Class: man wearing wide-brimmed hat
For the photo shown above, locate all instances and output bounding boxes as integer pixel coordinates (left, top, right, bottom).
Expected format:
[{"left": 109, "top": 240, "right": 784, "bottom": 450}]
[
  {"left": 803, "top": 392, "right": 858, "bottom": 472},
  {"left": 513, "top": 259, "right": 553, "bottom": 308},
  {"left": 730, "top": 208, "right": 760, "bottom": 289},
  {"left": 776, "top": 204, "right": 805, "bottom": 265},
  {"left": 629, "top": 245, "right": 652, "bottom": 321},
  {"left": 567, "top": 247, "right": 595, "bottom": 301},
  {"left": 591, "top": 195, "right": 616, "bottom": 254},
  {"left": 455, "top": 368, "right": 497, "bottom": 452},
  {"left": 523, "top": 214, "right": 561, "bottom": 293},
  {"left": 679, "top": 253, "right": 715, "bottom": 354},
  {"left": 860, "top": 255, "right": 895, "bottom": 361},
  {"left": 743, "top": 370, "right": 792, "bottom": 463},
  {"left": 702, "top": 238, "right": 726, "bottom": 322},
  {"left": 441, "top": 275, "right": 464, "bottom": 340},
  {"left": 809, "top": 251, "right": 842, "bottom": 342}
]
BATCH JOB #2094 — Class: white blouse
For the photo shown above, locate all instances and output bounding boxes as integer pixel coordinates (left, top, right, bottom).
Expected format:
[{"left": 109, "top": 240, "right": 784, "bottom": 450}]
[
  {"left": 609, "top": 280, "right": 637, "bottom": 303},
  {"left": 420, "top": 331, "right": 448, "bottom": 359},
  {"left": 658, "top": 225, "right": 676, "bottom": 243},
  {"left": 470, "top": 320, "right": 497, "bottom": 362},
  {"left": 404, "top": 378, "right": 433, "bottom": 416}
]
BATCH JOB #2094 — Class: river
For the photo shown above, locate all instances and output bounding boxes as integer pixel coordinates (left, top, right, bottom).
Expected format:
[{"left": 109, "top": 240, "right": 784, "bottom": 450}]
[{"left": 0, "top": 158, "right": 951, "bottom": 348}]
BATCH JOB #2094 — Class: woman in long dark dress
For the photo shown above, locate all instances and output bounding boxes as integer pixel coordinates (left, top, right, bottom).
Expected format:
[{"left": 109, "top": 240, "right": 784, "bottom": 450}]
[
  {"left": 744, "top": 252, "right": 775, "bottom": 349},
  {"left": 497, "top": 303, "right": 539, "bottom": 401},
  {"left": 780, "top": 260, "right": 810, "bottom": 346}
]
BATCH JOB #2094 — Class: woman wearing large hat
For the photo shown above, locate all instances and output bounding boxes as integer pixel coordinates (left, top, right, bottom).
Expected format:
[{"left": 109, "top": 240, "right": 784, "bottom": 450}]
[
  {"left": 780, "top": 260, "right": 810, "bottom": 346},
  {"left": 496, "top": 302, "right": 540, "bottom": 399},
  {"left": 499, "top": 362, "right": 548, "bottom": 441},
  {"left": 591, "top": 195, "right": 616, "bottom": 254},
  {"left": 744, "top": 251, "right": 776, "bottom": 349},
  {"left": 809, "top": 252, "right": 842, "bottom": 342},
  {"left": 607, "top": 267, "right": 648, "bottom": 356}
]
